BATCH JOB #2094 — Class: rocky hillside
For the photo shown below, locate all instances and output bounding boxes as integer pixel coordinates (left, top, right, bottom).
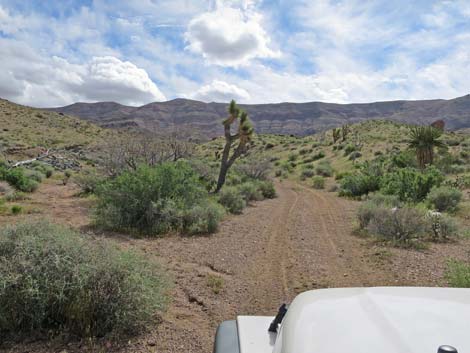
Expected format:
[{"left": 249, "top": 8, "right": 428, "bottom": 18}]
[
  {"left": 47, "top": 95, "right": 470, "bottom": 136},
  {"left": 0, "top": 98, "right": 114, "bottom": 162}
]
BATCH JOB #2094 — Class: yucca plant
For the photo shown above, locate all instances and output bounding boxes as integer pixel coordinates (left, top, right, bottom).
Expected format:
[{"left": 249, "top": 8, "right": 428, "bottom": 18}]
[
  {"left": 215, "top": 100, "right": 254, "bottom": 192},
  {"left": 408, "top": 126, "right": 444, "bottom": 169}
]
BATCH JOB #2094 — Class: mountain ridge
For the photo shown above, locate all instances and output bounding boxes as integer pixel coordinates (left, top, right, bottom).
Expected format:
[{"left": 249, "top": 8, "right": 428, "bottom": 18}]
[{"left": 46, "top": 95, "right": 470, "bottom": 136}]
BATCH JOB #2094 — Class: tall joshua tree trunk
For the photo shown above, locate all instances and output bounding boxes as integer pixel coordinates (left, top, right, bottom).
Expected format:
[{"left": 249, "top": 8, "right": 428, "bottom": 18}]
[{"left": 215, "top": 100, "right": 254, "bottom": 193}]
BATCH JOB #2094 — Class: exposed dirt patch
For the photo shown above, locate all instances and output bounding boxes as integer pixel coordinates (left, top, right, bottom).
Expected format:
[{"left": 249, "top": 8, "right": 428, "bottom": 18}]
[{"left": 2, "top": 180, "right": 470, "bottom": 353}]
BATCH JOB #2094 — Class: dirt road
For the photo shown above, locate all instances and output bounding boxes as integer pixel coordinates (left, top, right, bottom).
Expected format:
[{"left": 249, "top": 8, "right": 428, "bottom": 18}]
[{"left": 131, "top": 181, "right": 401, "bottom": 352}]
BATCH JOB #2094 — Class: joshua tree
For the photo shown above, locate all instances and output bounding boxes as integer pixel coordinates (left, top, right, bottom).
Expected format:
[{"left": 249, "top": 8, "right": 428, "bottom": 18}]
[
  {"left": 215, "top": 100, "right": 254, "bottom": 192},
  {"left": 408, "top": 125, "right": 444, "bottom": 169},
  {"left": 341, "top": 124, "right": 350, "bottom": 141},
  {"left": 332, "top": 128, "right": 341, "bottom": 143}
]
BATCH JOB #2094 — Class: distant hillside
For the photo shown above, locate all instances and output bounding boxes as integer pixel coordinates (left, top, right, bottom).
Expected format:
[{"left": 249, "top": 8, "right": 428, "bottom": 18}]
[
  {"left": 48, "top": 94, "right": 470, "bottom": 137},
  {"left": 0, "top": 98, "right": 113, "bottom": 160}
]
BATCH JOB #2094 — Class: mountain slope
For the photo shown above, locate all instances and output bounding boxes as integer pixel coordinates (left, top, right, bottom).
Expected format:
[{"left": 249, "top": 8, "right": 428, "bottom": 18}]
[{"left": 48, "top": 95, "right": 470, "bottom": 136}]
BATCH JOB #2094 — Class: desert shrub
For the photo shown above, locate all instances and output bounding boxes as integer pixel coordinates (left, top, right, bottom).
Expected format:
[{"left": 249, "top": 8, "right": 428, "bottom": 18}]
[
  {"left": 218, "top": 187, "right": 246, "bottom": 214},
  {"left": 288, "top": 153, "right": 298, "bottom": 162},
  {"left": 343, "top": 144, "right": 357, "bottom": 156},
  {"left": 182, "top": 201, "right": 225, "bottom": 235},
  {"left": 425, "top": 212, "right": 458, "bottom": 242},
  {"left": 299, "top": 148, "right": 312, "bottom": 155},
  {"left": 315, "top": 161, "right": 333, "bottom": 177},
  {"left": 235, "top": 154, "right": 271, "bottom": 180},
  {"left": 95, "top": 162, "right": 216, "bottom": 235},
  {"left": 390, "top": 150, "right": 417, "bottom": 169},
  {"left": 357, "top": 201, "right": 377, "bottom": 229},
  {"left": 312, "top": 176, "right": 325, "bottom": 189},
  {"left": 11, "top": 205, "right": 22, "bottom": 214},
  {"left": 0, "top": 221, "right": 166, "bottom": 339},
  {"left": 0, "top": 181, "right": 13, "bottom": 195},
  {"left": 4, "top": 191, "right": 28, "bottom": 202},
  {"left": 45, "top": 168, "right": 53, "bottom": 178},
  {"left": 339, "top": 174, "right": 380, "bottom": 197},
  {"left": 274, "top": 169, "right": 282, "bottom": 177},
  {"left": 311, "top": 151, "right": 325, "bottom": 161},
  {"left": 446, "top": 260, "right": 470, "bottom": 288},
  {"left": 73, "top": 170, "right": 105, "bottom": 195},
  {"left": 335, "top": 171, "right": 350, "bottom": 180},
  {"left": 367, "top": 193, "right": 402, "bottom": 208},
  {"left": 1, "top": 168, "right": 39, "bottom": 192},
  {"left": 380, "top": 167, "right": 444, "bottom": 202},
  {"left": 366, "top": 206, "right": 426, "bottom": 246},
  {"left": 257, "top": 180, "right": 276, "bottom": 199},
  {"left": 426, "top": 186, "right": 462, "bottom": 212},
  {"left": 348, "top": 151, "right": 362, "bottom": 160},
  {"left": 300, "top": 169, "right": 315, "bottom": 180},
  {"left": 237, "top": 182, "right": 264, "bottom": 202},
  {"left": 25, "top": 169, "right": 44, "bottom": 183}
]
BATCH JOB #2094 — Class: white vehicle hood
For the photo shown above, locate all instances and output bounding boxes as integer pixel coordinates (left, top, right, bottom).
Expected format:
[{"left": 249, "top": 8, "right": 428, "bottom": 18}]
[{"left": 237, "top": 287, "right": 470, "bottom": 353}]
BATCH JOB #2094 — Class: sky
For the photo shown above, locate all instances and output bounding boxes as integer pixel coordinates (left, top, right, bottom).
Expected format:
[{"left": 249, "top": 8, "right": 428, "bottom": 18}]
[{"left": 1, "top": 0, "right": 470, "bottom": 107}]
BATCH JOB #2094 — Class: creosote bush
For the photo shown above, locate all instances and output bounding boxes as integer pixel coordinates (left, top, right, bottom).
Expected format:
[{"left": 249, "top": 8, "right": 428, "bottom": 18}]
[
  {"left": 95, "top": 162, "right": 219, "bottom": 235},
  {"left": 0, "top": 221, "right": 167, "bottom": 339}
]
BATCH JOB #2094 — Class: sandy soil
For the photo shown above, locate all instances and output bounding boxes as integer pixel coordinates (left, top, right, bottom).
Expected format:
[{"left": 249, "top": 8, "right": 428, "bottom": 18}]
[{"left": 2, "top": 180, "right": 469, "bottom": 353}]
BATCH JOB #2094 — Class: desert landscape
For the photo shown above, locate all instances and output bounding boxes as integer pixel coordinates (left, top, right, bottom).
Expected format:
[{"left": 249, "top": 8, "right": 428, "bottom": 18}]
[{"left": 1, "top": 1, "right": 470, "bottom": 352}]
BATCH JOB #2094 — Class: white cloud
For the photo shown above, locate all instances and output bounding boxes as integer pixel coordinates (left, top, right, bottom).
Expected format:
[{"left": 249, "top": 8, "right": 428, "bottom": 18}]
[
  {"left": 76, "top": 56, "right": 166, "bottom": 104},
  {"left": 0, "top": 39, "right": 166, "bottom": 107},
  {"left": 190, "top": 80, "right": 250, "bottom": 102},
  {"left": 185, "top": 4, "right": 279, "bottom": 66}
]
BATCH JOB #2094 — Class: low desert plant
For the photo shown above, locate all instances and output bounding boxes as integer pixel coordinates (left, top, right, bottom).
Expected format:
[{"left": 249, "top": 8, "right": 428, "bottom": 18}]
[
  {"left": 0, "top": 221, "right": 167, "bottom": 339},
  {"left": 257, "top": 180, "right": 276, "bottom": 199},
  {"left": 237, "top": 182, "right": 264, "bottom": 202},
  {"left": 183, "top": 201, "right": 225, "bottom": 235},
  {"left": 425, "top": 212, "right": 458, "bottom": 242},
  {"left": 11, "top": 205, "right": 22, "bottom": 214},
  {"left": 365, "top": 206, "right": 427, "bottom": 247},
  {"left": 312, "top": 176, "right": 325, "bottom": 189},
  {"left": 218, "top": 187, "right": 246, "bottom": 214},
  {"left": 446, "top": 260, "right": 470, "bottom": 288},
  {"left": 426, "top": 186, "right": 462, "bottom": 212},
  {"left": 315, "top": 161, "right": 333, "bottom": 177}
]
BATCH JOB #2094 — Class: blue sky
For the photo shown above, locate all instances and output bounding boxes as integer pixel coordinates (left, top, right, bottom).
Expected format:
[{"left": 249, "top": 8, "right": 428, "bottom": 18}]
[{"left": 1, "top": 0, "right": 469, "bottom": 107}]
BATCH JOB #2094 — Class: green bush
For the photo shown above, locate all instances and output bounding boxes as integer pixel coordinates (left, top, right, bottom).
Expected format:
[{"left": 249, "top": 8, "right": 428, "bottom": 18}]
[
  {"left": 95, "top": 162, "right": 217, "bottom": 235},
  {"left": 357, "top": 201, "right": 377, "bottom": 229},
  {"left": 218, "top": 187, "right": 246, "bottom": 214},
  {"left": 237, "top": 182, "right": 264, "bottom": 202},
  {"left": 0, "top": 221, "right": 166, "bottom": 339},
  {"left": 257, "top": 180, "right": 276, "bottom": 199},
  {"left": 11, "top": 205, "right": 22, "bottom": 214},
  {"left": 446, "top": 260, "right": 470, "bottom": 288},
  {"left": 343, "top": 144, "right": 357, "bottom": 156},
  {"left": 315, "top": 161, "right": 333, "bottom": 177},
  {"left": 426, "top": 186, "right": 462, "bottom": 212},
  {"left": 183, "top": 201, "right": 225, "bottom": 235},
  {"left": 4, "top": 191, "right": 28, "bottom": 202},
  {"left": 45, "top": 168, "right": 53, "bottom": 178},
  {"left": 339, "top": 174, "right": 380, "bottom": 197},
  {"left": 380, "top": 167, "right": 444, "bottom": 202},
  {"left": 312, "top": 176, "right": 325, "bottom": 189},
  {"left": 1, "top": 168, "right": 39, "bottom": 192}
]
